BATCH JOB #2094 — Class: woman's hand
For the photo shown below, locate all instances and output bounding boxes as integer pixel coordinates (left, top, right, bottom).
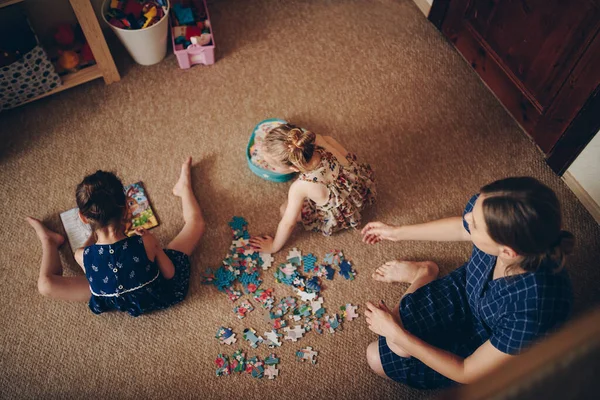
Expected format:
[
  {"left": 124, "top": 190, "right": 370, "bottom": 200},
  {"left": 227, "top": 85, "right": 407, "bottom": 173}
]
[
  {"left": 365, "top": 301, "right": 403, "bottom": 338},
  {"left": 361, "top": 222, "right": 400, "bottom": 244},
  {"left": 249, "top": 235, "right": 275, "bottom": 253}
]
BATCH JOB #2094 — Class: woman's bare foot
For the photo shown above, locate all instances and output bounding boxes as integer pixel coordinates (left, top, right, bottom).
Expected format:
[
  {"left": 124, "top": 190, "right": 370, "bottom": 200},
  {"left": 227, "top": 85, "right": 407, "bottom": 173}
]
[
  {"left": 26, "top": 217, "right": 64, "bottom": 247},
  {"left": 173, "top": 157, "right": 193, "bottom": 197},
  {"left": 372, "top": 260, "right": 439, "bottom": 284}
]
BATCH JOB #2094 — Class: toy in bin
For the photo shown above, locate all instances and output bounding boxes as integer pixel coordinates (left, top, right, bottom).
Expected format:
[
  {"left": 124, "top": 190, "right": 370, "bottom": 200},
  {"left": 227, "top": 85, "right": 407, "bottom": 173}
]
[
  {"left": 247, "top": 119, "right": 297, "bottom": 182},
  {"left": 170, "top": 0, "right": 215, "bottom": 68},
  {"left": 105, "top": 0, "right": 168, "bottom": 30},
  {"left": 49, "top": 24, "right": 97, "bottom": 75}
]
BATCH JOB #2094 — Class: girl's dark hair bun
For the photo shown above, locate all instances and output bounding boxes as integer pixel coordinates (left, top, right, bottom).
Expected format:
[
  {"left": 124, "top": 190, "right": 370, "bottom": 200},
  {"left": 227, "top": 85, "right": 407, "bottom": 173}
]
[{"left": 76, "top": 170, "right": 125, "bottom": 229}]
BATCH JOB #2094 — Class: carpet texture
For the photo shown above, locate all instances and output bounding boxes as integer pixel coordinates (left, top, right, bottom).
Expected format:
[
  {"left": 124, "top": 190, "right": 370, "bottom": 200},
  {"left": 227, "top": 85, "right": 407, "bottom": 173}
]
[{"left": 1, "top": 0, "right": 599, "bottom": 399}]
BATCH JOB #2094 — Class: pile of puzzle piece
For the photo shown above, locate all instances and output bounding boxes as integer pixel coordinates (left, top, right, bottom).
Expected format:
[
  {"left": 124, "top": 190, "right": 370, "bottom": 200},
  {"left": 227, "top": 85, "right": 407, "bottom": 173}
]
[
  {"left": 208, "top": 217, "right": 361, "bottom": 379},
  {"left": 202, "top": 216, "right": 273, "bottom": 305}
]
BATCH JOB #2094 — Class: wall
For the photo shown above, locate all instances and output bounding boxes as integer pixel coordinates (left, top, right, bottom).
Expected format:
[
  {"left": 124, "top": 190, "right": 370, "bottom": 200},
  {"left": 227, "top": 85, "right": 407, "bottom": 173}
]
[
  {"left": 412, "top": 0, "right": 432, "bottom": 16},
  {"left": 565, "top": 130, "right": 600, "bottom": 223}
]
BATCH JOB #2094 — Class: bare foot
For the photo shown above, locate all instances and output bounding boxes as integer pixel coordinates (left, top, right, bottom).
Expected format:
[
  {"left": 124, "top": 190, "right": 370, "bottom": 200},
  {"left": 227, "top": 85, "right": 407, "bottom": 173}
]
[
  {"left": 26, "top": 217, "right": 64, "bottom": 247},
  {"left": 173, "top": 157, "right": 193, "bottom": 197},
  {"left": 372, "top": 260, "right": 438, "bottom": 284}
]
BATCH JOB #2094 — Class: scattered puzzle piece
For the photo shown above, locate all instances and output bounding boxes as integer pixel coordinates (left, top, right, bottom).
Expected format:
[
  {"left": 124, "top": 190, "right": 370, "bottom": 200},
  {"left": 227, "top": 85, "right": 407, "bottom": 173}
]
[
  {"left": 341, "top": 303, "right": 359, "bottom": 321},
  {"left": 233, "top": 300, "right": 254, "bottom": 319},
  {"left": 324, "top": 314, "right": 342, "bottom": 334},
  {"left": 274, "top": 265, "right": 299, "bottom": 286},
  {"left": 231, "top": 350, "right": 246, "bottom": 373},
  {"left": 283, "top": 325, "right": 305, "bottom": 342},
  {"left": 245, "top": 356, "right": 264, "bottom": 379},
  {"left": 224, "top": 287, "right": 242, "bottom": 302},
  {"left": 253, "top": 288, "right": 275, "bottom": 310},
  {"left": 323, "top": 265, "right": 336, "bottom": 280},
  {"left": 264, "top": 353, "right": 280, "bottom": 366},
  {"left": 296, "top": 346, "right": 318, "bottom": 364},
  {"left": 264, "top": 365, "right": 279, "bottom": 380},
  {"left": 292, "top": 303, "right": 312, "bottom": 322},
  {"left": 306, "top": 276, "right": 321, "bottom": 292},
  {"left": 311, "top": 318, "right": 323, "bottom": 334},
  {"left": 323, "top": 250, "right": 343, "bottom": 267},
  {"left": 272, "top": 318, "right": 287, "bottom": 330},
  {"left": 260, "top": 253, "right": 274, "bottom": 270},
  {"left": 339, "top": 260, "right": 356, "bottom": 280},
  {"left": 270, "top": 297, "right": 296, "bottom": 319},
  {"left": 287, "top": 248, "right": 302, "bottom": 265},
  {"left": 296, "top": 288, "right": 317, "bottom": 302},
  {"left": 216, "top": 327, "right": 237, "bottom": 345},
  {"left": 264, "top": 330, "right": 283, "bottom": 348},
  {"left": 215, "top": 354, "right": 231, "bottom": 376},
  {"left": 302, "top": 253, "right": 318, "bottom": 273},
  {"left": 243, "top": 328, "right": 264, "bottom": 348},
  {"left": 310, "top": 297, "right": 324, "bottom": 315}
]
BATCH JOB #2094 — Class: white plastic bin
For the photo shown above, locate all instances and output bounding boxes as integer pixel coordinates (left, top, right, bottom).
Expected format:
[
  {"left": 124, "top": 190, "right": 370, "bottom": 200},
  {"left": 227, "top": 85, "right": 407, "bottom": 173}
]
[{"left": 102, "top": 0, "right": 170, "bottom": 66}]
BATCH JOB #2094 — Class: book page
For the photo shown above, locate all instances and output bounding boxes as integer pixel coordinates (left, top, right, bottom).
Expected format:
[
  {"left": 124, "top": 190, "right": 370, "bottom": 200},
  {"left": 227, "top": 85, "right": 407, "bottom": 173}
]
[{"left": 59, "top": 208, "right": 92, "bottom": 253}]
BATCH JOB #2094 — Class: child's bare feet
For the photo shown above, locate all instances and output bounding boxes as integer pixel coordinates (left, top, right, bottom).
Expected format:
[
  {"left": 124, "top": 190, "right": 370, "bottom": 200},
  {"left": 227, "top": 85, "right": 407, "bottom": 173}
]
[
  {"left": 26, "top": 217, "right": 64, "bottom": 247},
  {"left": 173, "top": 157, "right": 193, "bottom": 197},
  {"left": 372, "top": 260, "right": 438, "bottom": 284}
]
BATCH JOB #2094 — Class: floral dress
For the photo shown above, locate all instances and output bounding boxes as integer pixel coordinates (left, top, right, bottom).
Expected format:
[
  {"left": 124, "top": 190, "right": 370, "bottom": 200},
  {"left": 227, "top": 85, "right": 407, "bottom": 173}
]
[
  {"left": 84, "top": 235, "right": 190, "bottom": 317},
  {"left": 298, "top": 146, "right": 376, "bottom": 235}
]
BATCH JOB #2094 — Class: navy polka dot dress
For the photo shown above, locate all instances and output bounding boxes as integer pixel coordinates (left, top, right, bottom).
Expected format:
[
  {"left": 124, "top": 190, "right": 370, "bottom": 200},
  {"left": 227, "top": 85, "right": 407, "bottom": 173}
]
[
  {"left": 83, "top": 236, "right": 190, "bottom": 317},
  {"left": 378, "top": 194, "right": 573, "bottom": 389}
]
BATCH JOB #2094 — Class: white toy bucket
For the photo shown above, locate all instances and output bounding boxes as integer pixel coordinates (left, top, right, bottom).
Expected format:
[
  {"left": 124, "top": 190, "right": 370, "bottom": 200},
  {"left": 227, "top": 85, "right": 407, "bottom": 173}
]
[{"left": 102, "top": 0, "right": 170, "bottom": 66}]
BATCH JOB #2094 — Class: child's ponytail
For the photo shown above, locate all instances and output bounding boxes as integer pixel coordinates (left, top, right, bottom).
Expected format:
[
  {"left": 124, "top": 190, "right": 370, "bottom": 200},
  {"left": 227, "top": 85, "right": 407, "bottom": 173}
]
[
  {"left": 264, "top": 123, "right": 316, "bottom": 171},
  {"left": 545, "top": 230, "right": 575, "bottom": 271},
  {"left": 287, "top": 127, "right": 316, "bottom": 171}
]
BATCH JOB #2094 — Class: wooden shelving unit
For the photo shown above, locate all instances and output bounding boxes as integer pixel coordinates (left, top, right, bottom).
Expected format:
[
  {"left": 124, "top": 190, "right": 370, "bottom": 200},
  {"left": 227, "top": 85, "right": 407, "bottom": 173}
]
[{"left": 1, "top": 0, "right": 120, "bottom": 105}]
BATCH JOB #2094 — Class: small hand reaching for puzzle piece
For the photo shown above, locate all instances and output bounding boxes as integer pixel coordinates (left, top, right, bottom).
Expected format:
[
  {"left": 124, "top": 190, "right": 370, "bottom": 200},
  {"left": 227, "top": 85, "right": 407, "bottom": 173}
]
[{"left": 249, "top": 235, "right": 275, "bottom": 253}]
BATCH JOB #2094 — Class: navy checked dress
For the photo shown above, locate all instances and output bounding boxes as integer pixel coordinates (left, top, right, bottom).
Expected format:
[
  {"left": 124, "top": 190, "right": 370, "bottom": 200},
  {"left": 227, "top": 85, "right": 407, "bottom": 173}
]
[
  {"left": 378, "top": 194, "right": 572, "bottom": 389},
  {"left": 84, "top": 235, "right": 190, "bottom": 317}
]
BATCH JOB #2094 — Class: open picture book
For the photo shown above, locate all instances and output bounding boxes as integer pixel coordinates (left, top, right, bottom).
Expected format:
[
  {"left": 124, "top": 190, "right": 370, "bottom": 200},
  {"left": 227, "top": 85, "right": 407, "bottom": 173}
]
[{"left": 59, "top": 181, "right": 158, "bottom": 252}]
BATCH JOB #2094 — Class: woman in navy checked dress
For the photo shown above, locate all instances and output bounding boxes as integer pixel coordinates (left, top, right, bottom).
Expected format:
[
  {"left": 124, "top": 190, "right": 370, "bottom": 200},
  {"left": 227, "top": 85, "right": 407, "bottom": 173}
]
[
  {"left": 361, "top": 177, "right": 573, "bottom": 389},
  {"left": 27, "top": 157, "right": 205, "bottom": 317}
]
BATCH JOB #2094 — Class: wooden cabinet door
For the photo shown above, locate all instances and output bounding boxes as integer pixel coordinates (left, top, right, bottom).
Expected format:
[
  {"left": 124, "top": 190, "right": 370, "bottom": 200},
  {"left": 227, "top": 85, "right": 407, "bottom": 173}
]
[{"left": 441, "top": 0, "right": 600, "bottom": 153}]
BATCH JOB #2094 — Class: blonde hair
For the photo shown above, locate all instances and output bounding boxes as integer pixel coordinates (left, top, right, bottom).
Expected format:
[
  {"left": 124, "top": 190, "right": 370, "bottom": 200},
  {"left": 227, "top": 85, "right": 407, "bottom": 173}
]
[{"left": 263, "top": 123, "right": 316, "bottom": 172}]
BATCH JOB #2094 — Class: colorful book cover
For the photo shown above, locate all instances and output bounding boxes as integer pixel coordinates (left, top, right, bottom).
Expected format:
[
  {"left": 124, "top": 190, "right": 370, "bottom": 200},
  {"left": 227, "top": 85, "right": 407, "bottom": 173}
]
[{"left": 59, "top": 181, "right": 158, "bottom": 252}]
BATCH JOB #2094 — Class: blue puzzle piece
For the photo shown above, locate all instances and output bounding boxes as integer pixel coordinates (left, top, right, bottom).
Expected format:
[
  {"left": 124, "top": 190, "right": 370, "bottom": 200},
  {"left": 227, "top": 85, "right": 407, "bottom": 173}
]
[
  {"left": 274, "top": 268, "right": 298, "bottom": 286},
  {"left": 302, "top": 253, "right": 318, "bottom": 273},
  {"left": 306, "top": 276, "right": 321, "bottom": 292},
  {"left": 324, "top": 265, "right": 335, "bottom": 280},
  {"left": 339, "top": 260, "right": 355, "bottom": 280},
  {"left": 264, "top": 354, "right": 280, "bottom": 366}
]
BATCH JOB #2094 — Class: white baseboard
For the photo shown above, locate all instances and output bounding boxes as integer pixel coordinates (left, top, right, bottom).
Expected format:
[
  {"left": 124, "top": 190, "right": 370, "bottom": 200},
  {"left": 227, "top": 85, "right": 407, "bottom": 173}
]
[
  {"left": 563, "top": 171, "right": 600, "bottom": 224},
  {"left": 412, "top": 0, "right": 432, "bottom": 17}
]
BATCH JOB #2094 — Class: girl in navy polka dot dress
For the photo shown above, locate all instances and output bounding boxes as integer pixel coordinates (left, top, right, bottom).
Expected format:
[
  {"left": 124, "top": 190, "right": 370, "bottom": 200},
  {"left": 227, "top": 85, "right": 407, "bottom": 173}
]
[
  {"left": 27, "top": 157, "right": 205, "bottom": 317},
  {"left": 361, "top": 177, "right": 573, "bottom": 388}
]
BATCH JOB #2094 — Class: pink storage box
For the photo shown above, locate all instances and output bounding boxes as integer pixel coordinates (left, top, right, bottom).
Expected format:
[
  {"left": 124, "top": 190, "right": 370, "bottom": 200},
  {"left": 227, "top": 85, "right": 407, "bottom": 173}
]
[{"left": 170, "top": 0, "right": 215, "bottom": 68}]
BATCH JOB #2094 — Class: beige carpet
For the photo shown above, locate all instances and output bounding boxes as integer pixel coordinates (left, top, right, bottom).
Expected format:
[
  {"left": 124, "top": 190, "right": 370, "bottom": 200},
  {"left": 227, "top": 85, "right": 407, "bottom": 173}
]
[{"left": 1, "top": 0, "right": 599, "bottom": 398}]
